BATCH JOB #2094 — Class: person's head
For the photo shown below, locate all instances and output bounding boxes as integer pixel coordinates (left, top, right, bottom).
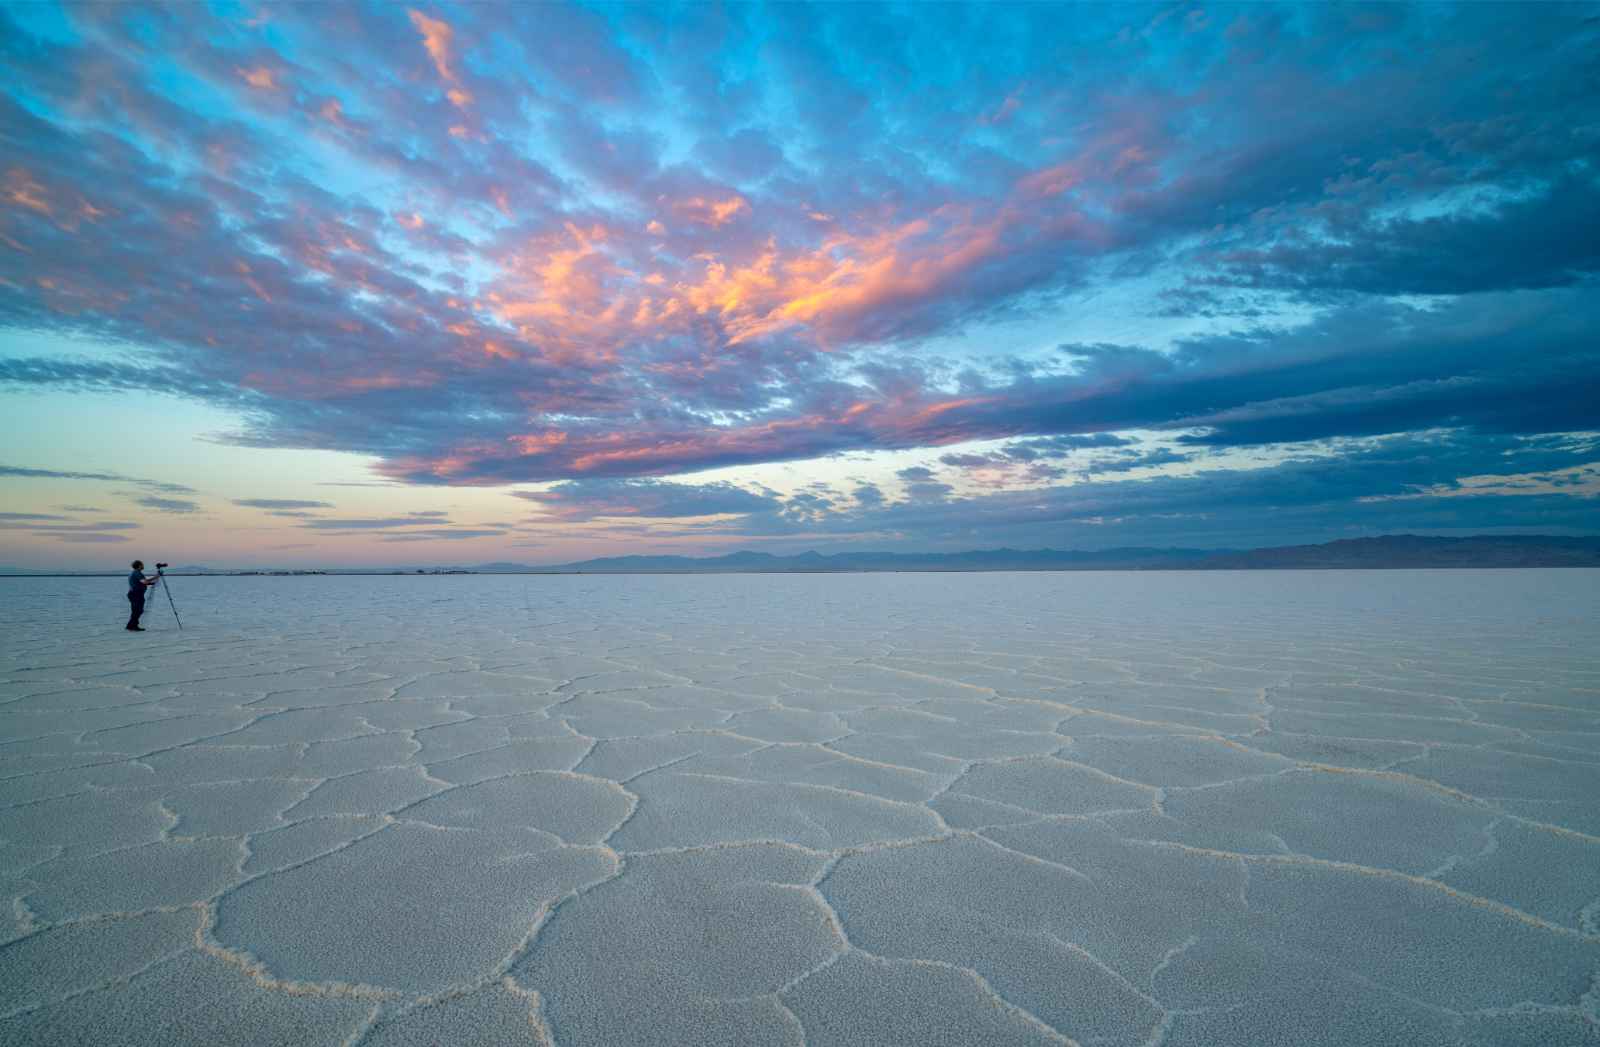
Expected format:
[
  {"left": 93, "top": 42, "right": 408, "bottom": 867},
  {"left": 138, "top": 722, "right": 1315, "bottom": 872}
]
[{"left": 132, "top": 560, "right": 143, "bottom": 570}]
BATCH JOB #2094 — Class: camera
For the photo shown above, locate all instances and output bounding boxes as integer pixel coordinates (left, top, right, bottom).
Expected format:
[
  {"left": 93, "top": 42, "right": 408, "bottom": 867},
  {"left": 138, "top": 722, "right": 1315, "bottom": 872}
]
[{"left": 156, "top": 562, "right": 170, "bottom": 569}]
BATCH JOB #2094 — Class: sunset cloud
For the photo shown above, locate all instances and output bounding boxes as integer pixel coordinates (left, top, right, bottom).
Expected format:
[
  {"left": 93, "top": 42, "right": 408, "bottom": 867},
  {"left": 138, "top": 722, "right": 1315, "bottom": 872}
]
[{"left": 408, "top": 8, "right": 473, "bottom": 112}]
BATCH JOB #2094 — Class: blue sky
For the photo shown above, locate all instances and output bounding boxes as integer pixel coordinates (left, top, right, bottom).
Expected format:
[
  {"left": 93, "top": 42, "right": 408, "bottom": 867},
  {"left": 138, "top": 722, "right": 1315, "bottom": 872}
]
[{"left": 1, "top": 1, "right": 1597, "bottom": 567}]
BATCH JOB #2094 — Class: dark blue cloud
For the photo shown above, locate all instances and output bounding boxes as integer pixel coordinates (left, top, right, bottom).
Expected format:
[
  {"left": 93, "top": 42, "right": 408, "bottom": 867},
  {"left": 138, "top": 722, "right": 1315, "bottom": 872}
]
[
  {"left": 378, "top": 529, "right": 507, "bottom": 542},
  {"left": 134, "top": 496, "right": 202, "bottom": 514},
  {"left": 1082, "top": 448, "right": 1193, "bottom": 475},
  {"left": 233, "top": 498, "right": 334, "bottom": 519},
  {"left": 0, "top": 519, "right": 141, "bottom": 542},
  {"left": 0, "top": 463, "right": 196, "bottom": 493},
  {"left": 941, "top": 433, "right": 1142, "bottom": 470},
  {"left": 233, "top": 499, "right": 334, "bottom": 510},
  {"left": 852, "top": 483, "right": 885, "bottom": 506},
  {"left": 1207, "top": 177, "right": 1600, "bottom": 297},
  {"left": 775, "top": 431, "right": 1600, "bottom": 550},
  {"left": 304, "top": 514, "right": 456, "bottom": 530}
]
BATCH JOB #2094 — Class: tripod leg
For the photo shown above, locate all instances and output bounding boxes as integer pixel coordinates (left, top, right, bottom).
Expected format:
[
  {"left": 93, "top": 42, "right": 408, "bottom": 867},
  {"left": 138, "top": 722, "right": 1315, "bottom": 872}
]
[{"left": 159, "top": 572, "right": 182, "bottom": 630}]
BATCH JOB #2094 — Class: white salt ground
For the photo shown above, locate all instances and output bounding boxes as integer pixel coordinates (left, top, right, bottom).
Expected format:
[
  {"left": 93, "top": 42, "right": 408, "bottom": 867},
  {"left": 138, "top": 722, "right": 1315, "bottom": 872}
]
[{"left": 0, "top": 569, "right": 1597, "bottom": 1046}]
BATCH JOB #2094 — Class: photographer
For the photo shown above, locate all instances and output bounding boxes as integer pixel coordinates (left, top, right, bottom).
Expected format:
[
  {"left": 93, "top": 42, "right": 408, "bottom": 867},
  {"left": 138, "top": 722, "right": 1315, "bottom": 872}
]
[{"left": 125, "top": 560, "right": 161, "bottom": 631}]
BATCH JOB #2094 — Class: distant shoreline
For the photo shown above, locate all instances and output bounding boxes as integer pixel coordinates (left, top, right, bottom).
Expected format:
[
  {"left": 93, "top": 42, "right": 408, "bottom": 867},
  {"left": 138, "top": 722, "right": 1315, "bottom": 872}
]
[
  {"left": 5, "top": 534, "right": 1597, "bottom": 576},
  {"left": 6, "top": 565, "right": 1600, "bottom": 579}
]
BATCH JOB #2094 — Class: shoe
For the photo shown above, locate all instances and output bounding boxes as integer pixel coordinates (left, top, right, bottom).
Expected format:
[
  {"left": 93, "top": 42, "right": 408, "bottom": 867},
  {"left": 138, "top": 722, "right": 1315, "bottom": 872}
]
[{"left": 126, "top": 626, "right": 145, "bottom": 631}]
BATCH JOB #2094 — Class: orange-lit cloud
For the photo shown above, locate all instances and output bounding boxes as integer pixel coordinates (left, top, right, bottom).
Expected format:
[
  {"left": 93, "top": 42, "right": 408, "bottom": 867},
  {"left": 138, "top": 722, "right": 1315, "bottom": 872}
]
[
  {"left": 510, "top": 430, "right": 569, "bottom": 454},
  {"left": 408, "top": 9, "right": 473, "bottom": 110},
  {"left": 481, "top": 191, "right": 1057, "bottom": 359},
  {"left": 238, "top": 66, "right": 280, "bottom": 91},
  {"left": 672, "top": 195, "right": 749, "bottom": 228},
  {"left": 234, "top": 259, "right": 273, "bottom": 303},
  {"left": 1018, "top": 161, "right": 1081, "bottom": 198},
  {"left": 4, "top": 168, "right": 52, "bottom": 216}
]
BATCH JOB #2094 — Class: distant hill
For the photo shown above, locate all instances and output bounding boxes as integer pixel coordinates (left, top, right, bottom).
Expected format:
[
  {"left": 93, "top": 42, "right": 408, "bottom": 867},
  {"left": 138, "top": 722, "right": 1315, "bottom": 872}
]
[
  {"left": 481, "top": 534, "right": 1600, "bottom": 573},
  {"left": 1191, "top": 534, "right": 1600, "bottom": 570}
]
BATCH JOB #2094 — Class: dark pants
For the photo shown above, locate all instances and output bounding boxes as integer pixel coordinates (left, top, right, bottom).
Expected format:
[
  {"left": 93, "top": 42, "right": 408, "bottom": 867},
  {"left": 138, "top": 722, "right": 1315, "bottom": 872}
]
[{"left": 127, "top": 589, "right": 145, "bottom": 629}]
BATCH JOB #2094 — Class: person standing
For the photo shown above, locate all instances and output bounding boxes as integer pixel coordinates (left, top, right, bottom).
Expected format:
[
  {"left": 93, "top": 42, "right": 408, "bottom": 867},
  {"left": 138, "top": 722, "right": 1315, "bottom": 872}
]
[{"left": 126, "top": 560, "right": 157, "bottom": 631}]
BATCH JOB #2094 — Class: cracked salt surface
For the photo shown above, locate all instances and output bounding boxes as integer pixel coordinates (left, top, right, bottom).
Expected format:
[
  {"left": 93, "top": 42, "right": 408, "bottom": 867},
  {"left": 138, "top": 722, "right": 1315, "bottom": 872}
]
[{"left": 1, "top": 570, "right": 1598, "bottom": 1045}]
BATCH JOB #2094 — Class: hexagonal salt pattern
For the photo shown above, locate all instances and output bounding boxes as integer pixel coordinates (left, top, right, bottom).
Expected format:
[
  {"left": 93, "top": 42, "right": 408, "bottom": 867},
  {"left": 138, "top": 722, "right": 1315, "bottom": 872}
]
[{"left": 1, "top": 570, "right": 1597, "bottom": 1045}]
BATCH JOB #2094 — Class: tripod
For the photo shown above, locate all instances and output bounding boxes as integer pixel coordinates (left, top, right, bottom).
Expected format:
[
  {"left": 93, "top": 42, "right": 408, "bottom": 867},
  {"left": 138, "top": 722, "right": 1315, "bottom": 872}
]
[{"left": 155, "top": 565, "right": 183, "bottom": 630}]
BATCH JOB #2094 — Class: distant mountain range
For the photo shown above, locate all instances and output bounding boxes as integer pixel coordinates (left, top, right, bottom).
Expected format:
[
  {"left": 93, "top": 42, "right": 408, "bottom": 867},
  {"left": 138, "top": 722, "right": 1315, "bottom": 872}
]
[
  {"left": 5, "top": 534, "right": 1598, "bottom": 576},
  {"left": 484, "top": 546, "right": 1223, "bottom": 573},
  {"left": 1187, "top": 534, "right": 1600, "bottom": 570},
  {"left": 481, "top": 534, "right": 1600, "bottom": 573}
]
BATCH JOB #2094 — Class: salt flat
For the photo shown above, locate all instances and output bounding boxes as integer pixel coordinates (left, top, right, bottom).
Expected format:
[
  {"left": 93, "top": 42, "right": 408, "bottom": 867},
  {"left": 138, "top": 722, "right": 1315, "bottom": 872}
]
[{"left": 1, "top": 570, "right": 1597, "bottom": 1046}]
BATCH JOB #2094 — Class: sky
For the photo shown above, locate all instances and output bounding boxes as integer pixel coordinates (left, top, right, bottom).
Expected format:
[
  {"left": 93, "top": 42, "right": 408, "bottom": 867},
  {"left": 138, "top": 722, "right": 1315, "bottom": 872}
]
[{"left": 1, "top": 1, "right": 1598, "bottom": 569}]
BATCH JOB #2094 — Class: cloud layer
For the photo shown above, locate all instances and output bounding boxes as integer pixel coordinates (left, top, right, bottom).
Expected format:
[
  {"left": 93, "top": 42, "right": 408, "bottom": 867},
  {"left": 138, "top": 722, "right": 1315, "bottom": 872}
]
[{"left": 1, "top": 2, "right": 1597, "bottom": 552}]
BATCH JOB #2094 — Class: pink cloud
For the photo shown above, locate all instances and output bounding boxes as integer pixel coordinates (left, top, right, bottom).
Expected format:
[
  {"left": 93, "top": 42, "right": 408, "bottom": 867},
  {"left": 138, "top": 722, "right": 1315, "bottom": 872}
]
[
  {"left": 407, "top": 9, "right": 472, "bottom": 109},
  {"left": 237, "top": 65, "right": 280, "bottom": 91}
]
